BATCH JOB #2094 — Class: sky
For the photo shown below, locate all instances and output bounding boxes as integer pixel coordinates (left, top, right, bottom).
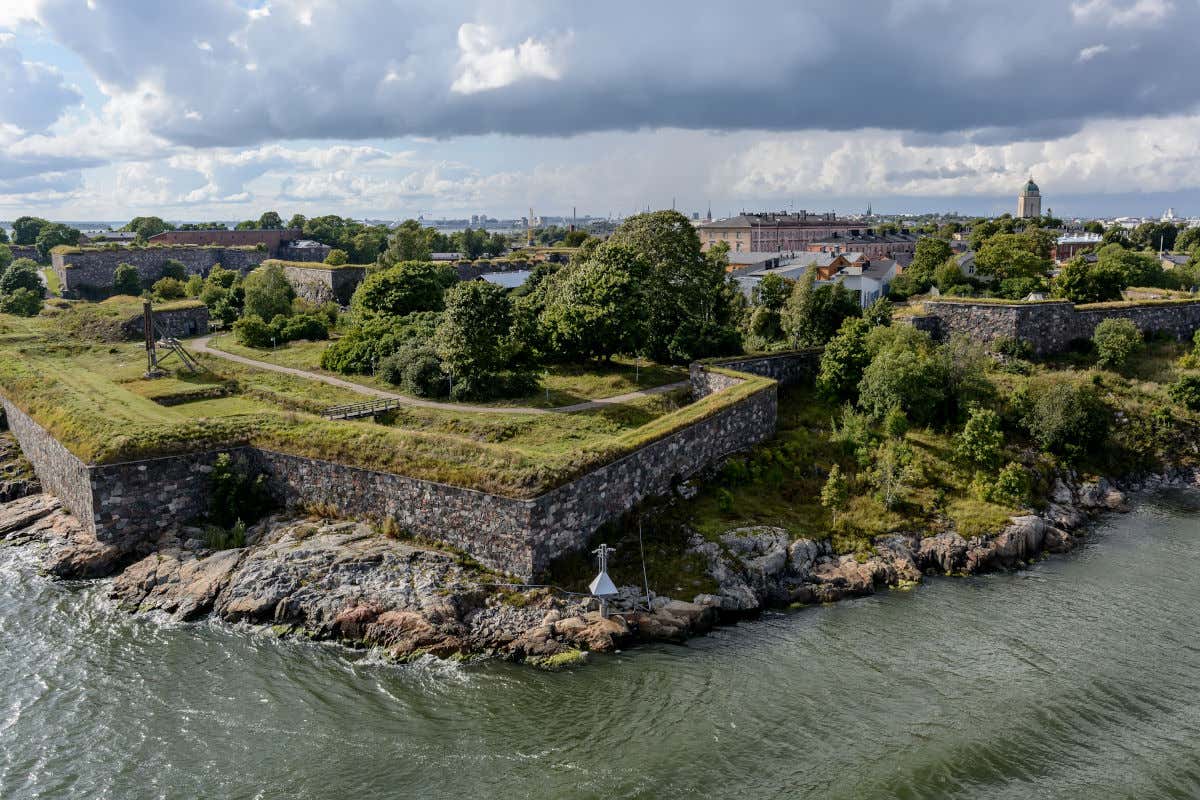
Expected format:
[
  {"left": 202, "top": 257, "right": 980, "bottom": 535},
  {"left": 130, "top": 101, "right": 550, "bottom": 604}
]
[{"left": 2, "top": 0, "right": 1199, "bottom": 223}]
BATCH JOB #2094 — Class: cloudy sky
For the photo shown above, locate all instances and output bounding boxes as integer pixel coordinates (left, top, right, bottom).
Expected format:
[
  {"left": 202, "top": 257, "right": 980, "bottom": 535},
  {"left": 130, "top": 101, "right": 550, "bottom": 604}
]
[{"left": 1, "top": 0, "right": 1199, "bottom": 223}]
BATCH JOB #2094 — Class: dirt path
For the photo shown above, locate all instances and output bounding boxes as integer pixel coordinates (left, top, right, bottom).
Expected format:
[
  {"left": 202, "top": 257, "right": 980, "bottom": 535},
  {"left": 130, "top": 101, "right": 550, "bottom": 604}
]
[{"left": 190, "top": 336, "right": 689, "bottom": 415}]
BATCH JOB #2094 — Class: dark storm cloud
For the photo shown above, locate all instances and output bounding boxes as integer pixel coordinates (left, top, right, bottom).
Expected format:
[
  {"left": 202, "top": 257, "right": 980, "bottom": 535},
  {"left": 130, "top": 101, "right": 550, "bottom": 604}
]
[{"left": 29, "top": 0, "right": 1200, "bottom": 147}]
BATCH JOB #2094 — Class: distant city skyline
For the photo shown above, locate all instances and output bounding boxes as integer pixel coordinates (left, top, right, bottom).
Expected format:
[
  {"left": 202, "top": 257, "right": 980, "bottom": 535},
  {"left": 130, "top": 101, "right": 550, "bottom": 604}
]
[{"left": 4, "top": 2, "right": 1200, "bottom": 221}]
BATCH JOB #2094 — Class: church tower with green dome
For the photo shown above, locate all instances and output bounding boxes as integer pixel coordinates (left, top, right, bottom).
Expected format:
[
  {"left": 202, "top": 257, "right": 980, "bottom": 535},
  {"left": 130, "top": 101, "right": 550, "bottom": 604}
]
[{"left": 1017, "top": 176, "right": 1041, "bottom": 219}]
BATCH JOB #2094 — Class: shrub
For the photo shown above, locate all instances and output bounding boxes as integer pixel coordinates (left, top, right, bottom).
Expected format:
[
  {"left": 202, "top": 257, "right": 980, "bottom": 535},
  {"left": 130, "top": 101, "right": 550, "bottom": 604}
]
[
  {"left": 716, "top": 488, "right": 735, "bottom": 514},
  {"left": 112, "top": 263, "right": 141, "bottom": 296},
  {"left": 1092, "top": 318, "right": 1143, "bottom": 369},
  {"left": 159, "top": 259, "right": 188, "bottom": 281},
  {"left": 277, "top": 313, "right": 329, "bottom": 342},
  {"left": 151, "top": 277, "right": 186, "bottom": 300},
  {"left": 185, "top": 274, "right": 204, "bottom": 297},
  {"left": 1168, "top": 375, "right": 1200, "bottom": 411},
  {"left": 324, "top": 248, "right": 350, "bottom": 266},
  {"left": 831, "top": 403, "right": 876, "bottom": 466},
  {"left": 243, "top": 262, "right": 296, "bottom": 321},
  {"left": 882, "top": 407, "right": 909, "bottom": 439},
  {"left": 858, "top": 337, "right": 945, "bottom": 425},
  {"left": 232, "top": 314, "right": 275, "bottom": 348},
  {"left": 209, "top": 453, "right": 272, "bottom": 528},
  {"left": 992, "top": 336, "right": 1032, "bottom": 359},
  {"left": 973, "top": 462, "right": 1030, "bottom": 507},
  {"left": 955, "top": 406, "right": 1004, "bottom": 468},
  {"left": 866, "top": 440, "right": 917, "bottom": 510},
  {"left": 203, "top": 520, "right": 247, "bottom": 551},
  {"left": 817, "top": 317, "right": 871, "bottom": 401},
  {"left": 1022, "top": 378, "right": 1109, "bottom": 461},
  {"left": 379, "top": 343, "right": 447, "bottom": 397},
  {"left": 0, "top": 287, "right": 43, "bottom": 317},
  {"left": 820, "top": 463, "right": 849, "bottom": 521},
  {"left": 0, "top": 258, "right": 42, "bottom": 295}
]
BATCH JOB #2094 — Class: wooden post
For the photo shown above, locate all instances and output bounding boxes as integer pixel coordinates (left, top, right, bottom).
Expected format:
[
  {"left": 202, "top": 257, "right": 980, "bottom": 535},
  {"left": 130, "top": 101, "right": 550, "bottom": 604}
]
[{"left": 143, "top": 298, "right": 159, "bottom": 377}]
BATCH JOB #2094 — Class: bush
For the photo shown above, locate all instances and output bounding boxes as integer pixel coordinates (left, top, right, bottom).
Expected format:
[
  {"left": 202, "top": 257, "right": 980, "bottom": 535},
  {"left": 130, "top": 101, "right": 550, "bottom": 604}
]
[
  {"left": 159, "top": 259, "right": 188, "bottom": 281},
  {"left": 277, "top": 313, "right": 328, "bottom": 342},
  {"left": 321, "top": 311, "right": 441, "bottom": 374},
  {"left": 185, "top": 274, "right": 204, "bottom": 297},
  {"left": 1168, "top": 375, "right": 1200, "bottom": 411},
  {"left": 209, "top": 453, "right": 272, "bottom": 529},
  {"left": 956, "top": 407, "right": 1004, "bottom": 468},
  {"left": 973, "top": 462, "right": 1030, "bottom": 508},
  {"left": 817, "top": 317, "right": 871, "bottom": 401},
  {"left": 243, "top": 263, "right": 296, "bottom": 321},
  {"left": 992, "top": 337, "right": 1032, "bottom": 359},
  {"left": 1092, "top": 318, "right": 1143, "bottom": 369},
  {"left": 324, "top": 248, "right": 350, "bottom": 266},
  {"left": 379, "top": 344, "right": 447, "bottom": 397},
  {"left": 1022, "top": 378, "right": 1109, "bottom": 461},
  {"left": 0, "top": 287, "right": 43, "bottom": 317},
  {"left": 0, "top": 259, "right": 42, "bottom": 295},
  {"left": 151, "top": 277, "right": 186, "bottom": 300},
  {"left": 883, "top": 407, "right": 909, "bottom": 439},
  {"left": 112, "top": 263, "right": 141, "bottom": 296},
  {"left": 232, "top": 314, "right": 275, "bottom": 348}
]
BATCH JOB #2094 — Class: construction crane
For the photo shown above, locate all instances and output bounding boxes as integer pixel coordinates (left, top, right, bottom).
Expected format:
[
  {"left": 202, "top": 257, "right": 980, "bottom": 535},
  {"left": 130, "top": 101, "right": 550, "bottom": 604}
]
[{"left": 527, "top": 206, "right": 535, "bottom": 247}]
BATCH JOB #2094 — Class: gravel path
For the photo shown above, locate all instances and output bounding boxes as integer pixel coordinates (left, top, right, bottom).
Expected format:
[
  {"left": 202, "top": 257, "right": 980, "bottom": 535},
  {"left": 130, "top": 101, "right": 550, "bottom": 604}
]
[{"left": 190, "top": 336, "right": 689, "bottom": 415}]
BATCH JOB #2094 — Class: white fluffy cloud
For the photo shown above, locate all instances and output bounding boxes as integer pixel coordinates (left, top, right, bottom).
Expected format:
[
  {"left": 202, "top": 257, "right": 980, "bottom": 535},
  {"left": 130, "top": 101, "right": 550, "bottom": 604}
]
[{"left": 450, "top": 23, "right": 566, "bottom": 94}]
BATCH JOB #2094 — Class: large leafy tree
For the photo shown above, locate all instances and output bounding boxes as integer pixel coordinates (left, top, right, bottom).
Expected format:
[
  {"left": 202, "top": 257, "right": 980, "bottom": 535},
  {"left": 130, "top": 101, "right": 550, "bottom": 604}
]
[
  {"left": 604, "top": 210, "right": 739, "bottom": 362},
  {"left": 121, "top": 216, "right": 173, "bottom": 242},
  {"left": 351, "top": 262, "right": 456, "bottom": 318},
  {"left": 242, "top": 263, "right": 296, "bottom": 321},
  {"left": 258, "top": 211, "right": 284, "bottom": 229},
  {"left": 379, "top": 219, "right": 434, "bottom": 265},
  {"left": 781, "top": 270, "right": 861, "bottom": 347},
  {"left": 1051, "top": 257, "right": 1124, "bottom": 304},
  {"left": 539, "top": 242, "right": 651, "bottom": 360},
  {"left": 11, "top": 216, "right": 49, "bottom": 245},
  {"left": 1095, "top": 243, "right": 1164, "bottom": 287},
  {"left": 973, "top": 233, "right": 1051, "bottom": 282},
  {"left": 112, "top": 263, "right": 142, "bottom": 296},
  {"left": 906, "top": 237, "right": 953, "bottom": 290},
  {"left": 436, "top": 281, "right": 514, "bottom": 381},
  {"left": 35, "top": 223, "right": 81, "bottom": 260}
]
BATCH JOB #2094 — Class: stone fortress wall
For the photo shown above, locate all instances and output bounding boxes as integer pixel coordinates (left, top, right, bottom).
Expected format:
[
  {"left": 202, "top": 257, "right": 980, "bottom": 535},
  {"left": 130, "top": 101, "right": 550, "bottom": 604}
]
[
  {"left": 51, "top": 246, "right": 268, "bottom": 298},
  {"left": 2, "top": 352, "right": 824, "bottom": 578},
  {"left": 118, "top": 305, "right": 211, "bottom": 339},
  {"left": 914, "top": 299, "right": 1200, "bottom": 355},
  {"left": 278, "top": 263, "right": 367, "bottom": 305}
]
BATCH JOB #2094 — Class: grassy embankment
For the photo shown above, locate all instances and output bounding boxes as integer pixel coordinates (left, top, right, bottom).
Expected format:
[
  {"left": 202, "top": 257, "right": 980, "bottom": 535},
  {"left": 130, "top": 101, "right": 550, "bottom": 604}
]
[
  {"left": 547, "top": 337, "right": 1200, "bottom": 595},
  {"left": 207, "top": 335, "right": 688, "bottom": 408},
  {"left": 0, "top": 306, "right": 767, "bottom": 498}
]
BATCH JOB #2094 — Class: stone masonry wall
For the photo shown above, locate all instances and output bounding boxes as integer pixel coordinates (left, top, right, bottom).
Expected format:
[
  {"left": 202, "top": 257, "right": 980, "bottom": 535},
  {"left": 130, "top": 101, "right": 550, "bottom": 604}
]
[
  {"left": 0, "top": 399, "right": 94, "bottom": 523},
  {"left": 3, "top": 367, "right": 779, "bottom": 578},
  {"left": 923, "top": 300, "right": 1200, "bottom": 355},
  {"left": 119, "top": 305, "right": 211, "bottom": 339},
  {"left": 692, "top": 350, "right": 822, "bottom": 395},
  {"left": 52, "top": 247, "right": 267, "bottom": 297},
  {"left": 282, "top": 265, "right": 366, "bottom": 305}
]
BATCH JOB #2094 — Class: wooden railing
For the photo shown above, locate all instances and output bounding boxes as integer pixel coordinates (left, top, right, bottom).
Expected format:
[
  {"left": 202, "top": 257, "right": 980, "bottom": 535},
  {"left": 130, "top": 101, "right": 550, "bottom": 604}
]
[{"left": 320, "top": 397, "right": 406, "bottom": 421}]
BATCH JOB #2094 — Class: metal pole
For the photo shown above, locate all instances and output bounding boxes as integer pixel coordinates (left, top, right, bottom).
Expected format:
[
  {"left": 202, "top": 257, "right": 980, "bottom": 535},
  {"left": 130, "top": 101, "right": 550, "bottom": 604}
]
[{"left": 638, "top": 515, "right": 651, "bottom": 610}]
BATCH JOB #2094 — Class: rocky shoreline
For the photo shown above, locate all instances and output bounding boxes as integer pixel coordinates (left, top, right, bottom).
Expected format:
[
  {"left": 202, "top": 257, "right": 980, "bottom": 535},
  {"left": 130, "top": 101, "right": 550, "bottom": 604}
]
[{"left": 0, "top": 444, "right": 1196, "bottom": 668}]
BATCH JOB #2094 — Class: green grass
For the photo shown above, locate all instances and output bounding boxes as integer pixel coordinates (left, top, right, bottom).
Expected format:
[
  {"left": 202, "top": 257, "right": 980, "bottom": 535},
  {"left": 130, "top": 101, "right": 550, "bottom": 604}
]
[
  {"left": 0, "top": 309, "right": 767, "bottom": 498},
  {"left": 206, "top": 335, "right": 688, "bottom": 408},
  {"left": 41, "top": 269, "right": 61, "bottom": 297}
]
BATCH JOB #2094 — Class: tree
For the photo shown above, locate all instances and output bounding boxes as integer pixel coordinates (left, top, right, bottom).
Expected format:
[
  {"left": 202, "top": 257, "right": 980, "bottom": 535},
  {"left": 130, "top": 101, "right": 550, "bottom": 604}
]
[
  {"left": 1083, "top": 220, "right": 1105, "bottom": 235},
  {"left": 0, "top": 244, "right": 11, "bottom": 275},
  {"left": 754, "top": 273, "right": 792, "bottom": 311},
  {"left": 1093, "top": 318, "right": 1142, "bottom": 369},
  {"left": 287, "top": 214, "right": 307, "bottom": 230},
  {"left": 435, "top": 281, "right": 516, "bottom": 395},
  {"left": 934, "top": 259, "right": 968, "bottom": 291},
  {"left": 258, "top": 211, "right": 284, "bottom": 229},
  {"left": 0, "top": 287, "right": 43, "bottom": 317},
  {"left": 1051, "top": 258, "right": 1124, "bottom": 304},
  {"left": 454, "top": 227, "right": 489, "bottom": 260},
  {"left": 159, "top": 259, "right": 188, "bottom": 281},
  {"left": 863, "top": 297, "right": 893, "bottom": 327},
  {"left": 955, "top": 406, "right": 1003, "bottom": 468},
  {"left": 1096, "top": 244, "right": 1164, "bottom": 288},
  {"left": 866, "top": 440, "right": 917, "bottom": 510},
  {"left": 379, "top": 219, "right": 433, "bottom": 265},
  {"left": 242, "top": 263, "right": 296, "bottom": 321},
  {"left": 561, "top": 230, "right": 590, "bottom": 247},
  {"left": 324, "top": 248, "right": 349, "bottom": 266},
  {"left": 782, "top": 270, "right": 861, "bottom": 347},
  {"left": 1101, "top": 226, "right": 1130, "bottom": 248},
  {"left": 820, "top": 463, "right": 850, "bottom": 524},
  {"left": 605, "top": 211, "right": 740, "bottom": 363},
  {"left": 539, "top": 242, "right": 651, "bottom": 360},
  {"left": 858, "top": 327, "right": 945, "bottom": 425},
  {"left": 817, "top": 317, "right": 872, "bottom": 401},
  {"left": 1130, "top": 221, "right": 1178, "bottom": 252},
  {"left": 121, "top": 216, "right": 173, "bottom": 241},
  {"left": 112, "top": 263, "right": 141, "bottom": 296},
  {"left": 11, "top": 216, "right": 49, "bottom": 245},
  {"left": 485, "top": 232, "right": 509, "bottom": 257},
  {"left": 351, "top": 262, "right": 456, "bottom": 318},
  {"left": 1175, "top": 226, "right": 1200, "bottom": 254},
  {"left": 0, "top": 227, "right": 8, "bottom": 244},
  {"left": 908, "top": 238, "right": 953, "bottom": 290},
  {"left": 974, "top": 233, "right": 1051, "bottom": 282},
  {"left": 0, "top": 259, "right": 42, "bottom": 295},
  {"left": 34, "top": 223, "right": 81, "bottom": 259}
]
